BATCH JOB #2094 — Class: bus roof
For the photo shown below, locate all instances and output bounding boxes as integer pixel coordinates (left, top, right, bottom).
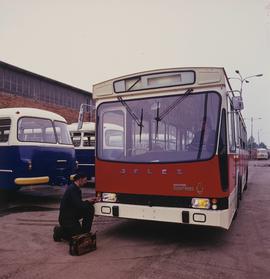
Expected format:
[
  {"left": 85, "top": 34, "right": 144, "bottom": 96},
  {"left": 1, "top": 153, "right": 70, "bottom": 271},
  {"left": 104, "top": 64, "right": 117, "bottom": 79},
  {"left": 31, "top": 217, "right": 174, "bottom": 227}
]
[
  {"left": 68, "top": 122, "right": 95, "bottom": 132},
  {"left": 0, "top": 107, "right": 67, "bottom": 122},
  {"left": 93, "top": 67, "right": 229, "bottom": 99}
]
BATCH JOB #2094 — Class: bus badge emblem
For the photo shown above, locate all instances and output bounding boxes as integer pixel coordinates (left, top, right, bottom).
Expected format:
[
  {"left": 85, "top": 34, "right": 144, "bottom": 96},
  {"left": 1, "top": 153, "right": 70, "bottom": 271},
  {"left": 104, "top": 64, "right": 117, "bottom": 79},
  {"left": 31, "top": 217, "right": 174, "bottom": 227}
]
[
  {"left": 120, "top": 169, "right": 126, "bottom": 175},
  {"left": 196, "top": 183, "right": 204, "bottom": 195}
]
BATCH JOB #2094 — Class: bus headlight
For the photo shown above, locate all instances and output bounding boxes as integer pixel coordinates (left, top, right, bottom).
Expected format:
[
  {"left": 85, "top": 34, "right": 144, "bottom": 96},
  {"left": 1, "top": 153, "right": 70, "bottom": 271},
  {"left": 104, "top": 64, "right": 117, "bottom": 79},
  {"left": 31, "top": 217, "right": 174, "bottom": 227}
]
[
  {"left": 102, "top": 193, "right": 117, "bottom": 203},
  {"left": 96, "top": 192, "right": 102, "bottom": 202},
  {"left": 191, "top": 198, "right": 210, "bottom": 209}
]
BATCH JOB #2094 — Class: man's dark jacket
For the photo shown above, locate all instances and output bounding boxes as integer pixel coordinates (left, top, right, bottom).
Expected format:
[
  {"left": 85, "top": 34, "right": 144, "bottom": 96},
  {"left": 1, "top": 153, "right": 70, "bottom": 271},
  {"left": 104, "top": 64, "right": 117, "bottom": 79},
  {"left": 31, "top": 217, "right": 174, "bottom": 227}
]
[{"left": 59, "top": 183, "right": 91, "bottom": 227}]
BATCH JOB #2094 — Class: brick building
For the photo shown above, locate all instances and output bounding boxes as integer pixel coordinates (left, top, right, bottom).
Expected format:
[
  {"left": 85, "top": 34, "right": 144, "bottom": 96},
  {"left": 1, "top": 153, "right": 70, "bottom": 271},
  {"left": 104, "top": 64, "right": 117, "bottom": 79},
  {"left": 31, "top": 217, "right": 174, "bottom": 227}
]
[{"left": 0, "top": 61, "right": 92, "bottom": 123}]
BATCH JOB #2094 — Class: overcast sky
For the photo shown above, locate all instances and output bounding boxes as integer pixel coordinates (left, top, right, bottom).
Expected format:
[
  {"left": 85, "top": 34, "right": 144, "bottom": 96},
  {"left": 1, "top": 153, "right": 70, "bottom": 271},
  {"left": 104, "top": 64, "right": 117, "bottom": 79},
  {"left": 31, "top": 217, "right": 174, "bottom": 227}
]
[{"left": 1, "top": 0, "right": 270, "bottom": 146}]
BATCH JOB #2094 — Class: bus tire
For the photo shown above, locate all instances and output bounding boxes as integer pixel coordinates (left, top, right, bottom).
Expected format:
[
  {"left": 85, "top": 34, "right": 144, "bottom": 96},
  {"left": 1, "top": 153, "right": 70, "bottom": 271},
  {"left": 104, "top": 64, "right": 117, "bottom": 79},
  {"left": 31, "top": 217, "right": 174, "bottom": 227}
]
[
  {"left": 244, "top": 168, "right": 248, "bottom": 191},
  {"left": 233, "top": 185, "right": 240, "bottom": 220},
  {"left": 238, "top": 176, "right": 242, "bottom": 201},
  {"left": 233, "top": 208, "right": 238, "bottom": 220},
  {"left": 0, "top": 189, "right": 17, "bottom": 206}
]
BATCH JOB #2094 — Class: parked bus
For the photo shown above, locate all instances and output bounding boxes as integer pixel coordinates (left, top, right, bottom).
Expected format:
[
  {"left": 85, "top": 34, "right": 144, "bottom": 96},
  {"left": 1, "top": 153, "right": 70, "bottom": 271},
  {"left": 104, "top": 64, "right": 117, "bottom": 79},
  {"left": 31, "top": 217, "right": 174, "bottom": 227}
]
[
  {"left": 0, "top": 108, "right": 77, "bottom": 191},
  {"left": 91, "top": 67, "right": 248, "bottom": 230},
  {"left": 68, "top": 122, "right": 96, "bottom": 183}
]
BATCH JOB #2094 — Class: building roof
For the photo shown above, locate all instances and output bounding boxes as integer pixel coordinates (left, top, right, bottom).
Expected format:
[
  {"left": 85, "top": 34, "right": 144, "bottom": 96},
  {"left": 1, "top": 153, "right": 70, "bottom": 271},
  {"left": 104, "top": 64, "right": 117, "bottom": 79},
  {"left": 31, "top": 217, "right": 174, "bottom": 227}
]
[{"left": 0, "top": 60, "right": 91, "bottom": 97}]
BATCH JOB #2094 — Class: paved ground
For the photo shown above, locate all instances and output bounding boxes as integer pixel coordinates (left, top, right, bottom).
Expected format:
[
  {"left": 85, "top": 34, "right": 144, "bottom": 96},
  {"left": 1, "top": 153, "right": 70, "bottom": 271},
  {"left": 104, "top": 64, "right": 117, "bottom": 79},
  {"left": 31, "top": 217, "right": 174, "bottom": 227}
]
[{"left": 0, "top": 161, "right": 270, "bottom": 279}]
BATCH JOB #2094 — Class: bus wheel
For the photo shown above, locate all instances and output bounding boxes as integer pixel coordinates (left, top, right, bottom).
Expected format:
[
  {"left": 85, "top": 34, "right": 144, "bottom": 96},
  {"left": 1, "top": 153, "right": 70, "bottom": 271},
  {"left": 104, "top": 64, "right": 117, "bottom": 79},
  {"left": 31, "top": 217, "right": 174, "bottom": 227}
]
[
  {"left": 233, "top": 186, "right": 240, "bottom": 220},
  {"left": 244, "top": 168, "right": 248, "bottom": 191},
  {"left": 238, "top": 176, "right": 242, "bottom": 201}
]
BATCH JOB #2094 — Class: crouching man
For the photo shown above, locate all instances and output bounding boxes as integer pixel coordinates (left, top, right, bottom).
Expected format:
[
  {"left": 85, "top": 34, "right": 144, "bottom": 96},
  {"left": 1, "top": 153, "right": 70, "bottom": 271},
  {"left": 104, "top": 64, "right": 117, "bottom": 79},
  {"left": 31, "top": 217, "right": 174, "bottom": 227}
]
[{"left": 53, "top": 173, "right": 95, "bottom": 241}]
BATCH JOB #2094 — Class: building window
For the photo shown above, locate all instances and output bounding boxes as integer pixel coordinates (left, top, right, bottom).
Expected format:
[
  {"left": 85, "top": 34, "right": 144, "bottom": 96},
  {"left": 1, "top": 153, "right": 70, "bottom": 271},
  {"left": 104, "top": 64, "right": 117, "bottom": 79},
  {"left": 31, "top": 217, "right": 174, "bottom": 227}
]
[
  {"left": 4, "top": 69, "right": 11, "bottom": 92},
  {"left": 0, "top": 67, "right": 4, "bottom": 89},
  {"left": 17, "top": 74, "right": 23, "bottom": 95}
]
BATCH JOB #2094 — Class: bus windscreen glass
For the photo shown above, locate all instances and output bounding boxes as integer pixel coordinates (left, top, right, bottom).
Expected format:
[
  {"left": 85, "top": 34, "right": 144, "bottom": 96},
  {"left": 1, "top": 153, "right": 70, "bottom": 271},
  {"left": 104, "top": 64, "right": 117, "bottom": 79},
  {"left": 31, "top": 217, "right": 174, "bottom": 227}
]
[
  {"left": 17, "top": 117, "right": 57, "bottom": 143},
  {"left": 54, "top": 121, "right": 72, "bottom": 145},
  {"left": 97, "top": 91, "right": 220, "bottom": 163}
]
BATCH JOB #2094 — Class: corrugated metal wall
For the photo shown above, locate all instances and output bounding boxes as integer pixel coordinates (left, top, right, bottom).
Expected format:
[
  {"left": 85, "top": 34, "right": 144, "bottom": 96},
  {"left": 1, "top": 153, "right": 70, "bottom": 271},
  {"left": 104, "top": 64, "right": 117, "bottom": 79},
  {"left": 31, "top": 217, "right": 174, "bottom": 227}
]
[{"left": 0, "top": 63, "right": 91, "bottom": 110}]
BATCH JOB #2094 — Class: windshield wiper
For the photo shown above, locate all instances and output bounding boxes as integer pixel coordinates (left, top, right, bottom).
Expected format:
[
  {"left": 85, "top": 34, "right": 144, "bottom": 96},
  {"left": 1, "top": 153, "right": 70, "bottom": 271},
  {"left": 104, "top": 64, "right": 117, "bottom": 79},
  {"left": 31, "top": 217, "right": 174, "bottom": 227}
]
[
  {"left": 154, "top": 88, "right": 193, "bottom": 140},
  {"left": 117, "top": 96, "right": 144, "bottom": 142},
  {"left": 154, "top": 102, "right": 160, "bottom": 142},
  {"left": 159, "top": 88, "right": 193, "bottom": 120},
  {"left": 197, "top": 93, "right": 208, "bottom": 160},
  {"left": 127, "top": 78, "right": 141, "bottom": 92},
  {"left": 139, "top": 108, "right": 144, "bottom": 143}
]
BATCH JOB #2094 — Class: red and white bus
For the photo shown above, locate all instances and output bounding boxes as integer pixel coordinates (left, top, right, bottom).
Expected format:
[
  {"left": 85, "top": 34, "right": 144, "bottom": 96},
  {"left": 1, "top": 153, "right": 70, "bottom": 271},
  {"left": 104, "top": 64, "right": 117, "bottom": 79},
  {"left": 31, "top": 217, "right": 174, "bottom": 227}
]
[{"left": 92, "top": 67, "right": 248, "bottom": 230}]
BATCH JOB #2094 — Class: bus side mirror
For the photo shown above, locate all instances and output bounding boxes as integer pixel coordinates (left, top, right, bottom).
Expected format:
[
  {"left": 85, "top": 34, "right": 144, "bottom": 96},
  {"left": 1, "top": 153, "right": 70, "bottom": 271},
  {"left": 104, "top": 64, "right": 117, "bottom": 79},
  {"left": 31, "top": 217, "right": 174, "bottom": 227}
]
[{"left": 232, "top": 96, "right": 244, "bottom": 111}]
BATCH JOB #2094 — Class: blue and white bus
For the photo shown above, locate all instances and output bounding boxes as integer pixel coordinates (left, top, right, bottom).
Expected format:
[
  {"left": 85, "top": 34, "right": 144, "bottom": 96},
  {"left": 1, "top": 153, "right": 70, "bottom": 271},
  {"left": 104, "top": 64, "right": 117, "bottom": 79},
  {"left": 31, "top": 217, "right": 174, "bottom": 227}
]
[
  {"left": 0, "top": 107, "right": 77, "bottom": 191},
  {"left": 68, "top": 122, "right": 95, "bottom": 183}
]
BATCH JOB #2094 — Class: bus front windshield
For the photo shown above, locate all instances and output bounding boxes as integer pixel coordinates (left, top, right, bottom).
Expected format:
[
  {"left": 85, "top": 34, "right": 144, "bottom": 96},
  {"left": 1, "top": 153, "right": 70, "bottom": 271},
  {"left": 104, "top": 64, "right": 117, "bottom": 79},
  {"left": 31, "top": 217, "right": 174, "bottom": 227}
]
[
  {"left": 97, "top": 91, "right": 221, "bottom": 163},
  {"left": 17, "top": 117, "right": 72, "bottom": 145}
]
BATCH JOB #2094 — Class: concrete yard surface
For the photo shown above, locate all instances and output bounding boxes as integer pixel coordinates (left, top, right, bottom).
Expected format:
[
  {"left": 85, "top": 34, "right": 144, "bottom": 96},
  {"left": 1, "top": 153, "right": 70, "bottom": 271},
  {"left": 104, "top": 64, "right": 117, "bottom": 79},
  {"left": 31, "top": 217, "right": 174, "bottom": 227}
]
[{"left": 0, "top": 161, "right": 270, "bottom": 279}]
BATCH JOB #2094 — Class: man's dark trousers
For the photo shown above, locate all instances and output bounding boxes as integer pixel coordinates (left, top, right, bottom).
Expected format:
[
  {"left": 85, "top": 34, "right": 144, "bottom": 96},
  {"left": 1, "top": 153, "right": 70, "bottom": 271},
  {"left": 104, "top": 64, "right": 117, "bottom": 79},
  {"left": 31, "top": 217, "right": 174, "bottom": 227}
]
[
  {"left": 58, "top": 183, "right": 95, "bottom": 240},
  {"left": 62, "top": 205, "right": 94, "bottom": 239}
]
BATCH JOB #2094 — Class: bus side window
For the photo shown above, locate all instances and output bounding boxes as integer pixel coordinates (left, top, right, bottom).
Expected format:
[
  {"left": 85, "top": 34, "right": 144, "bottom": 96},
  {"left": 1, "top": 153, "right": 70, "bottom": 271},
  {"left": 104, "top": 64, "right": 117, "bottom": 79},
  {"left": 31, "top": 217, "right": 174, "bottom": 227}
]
[
  {"left": 234, "top": 113, "right": 240, "bottom": 148},
  {"left": 0, "top": 118, "right": 11, "bottom": 142},
  {"left": 219, "top": 109, "right": 228, "bottom": 191},
  {"left": 228, "top": 103, "right": 236, "bottom": 152}
]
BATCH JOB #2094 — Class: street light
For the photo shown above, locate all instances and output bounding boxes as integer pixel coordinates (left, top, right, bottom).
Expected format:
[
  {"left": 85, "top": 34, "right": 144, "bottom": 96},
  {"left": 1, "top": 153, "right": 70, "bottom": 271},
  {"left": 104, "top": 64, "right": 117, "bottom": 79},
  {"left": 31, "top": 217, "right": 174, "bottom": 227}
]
[
  {"left": 228, "top": 71, "right": 263, "bottom": 111},
  {"left": 257, "top": 128, "right": 262, "bottom": 146},
  {"left": 233, "top": 70, "right": 263, "bottom": 97},
  {"left": 245, "top": 117, "right": 262, "bottom": 158},
  {"left": 250, "top": 117, "right": 262, "bottom": 143}
]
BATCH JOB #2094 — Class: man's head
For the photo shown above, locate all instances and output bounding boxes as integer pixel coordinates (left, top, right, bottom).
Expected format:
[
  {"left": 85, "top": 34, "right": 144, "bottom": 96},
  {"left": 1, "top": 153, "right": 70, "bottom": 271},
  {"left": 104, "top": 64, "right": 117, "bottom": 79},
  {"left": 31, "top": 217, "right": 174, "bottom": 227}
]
[{"left": 73, "top": 173, "right": 88, "bottom": 187}]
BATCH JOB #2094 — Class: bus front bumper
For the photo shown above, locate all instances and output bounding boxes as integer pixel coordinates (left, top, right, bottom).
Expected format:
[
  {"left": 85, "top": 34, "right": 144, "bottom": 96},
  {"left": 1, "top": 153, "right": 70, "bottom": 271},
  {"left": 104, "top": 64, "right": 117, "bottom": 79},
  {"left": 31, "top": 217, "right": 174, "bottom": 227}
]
[
  {"left": 14, "top": 176, "right": 50, "bottom": 185},
  {"left": 94, "top": 202, "right": 232, "bottom": 230}
]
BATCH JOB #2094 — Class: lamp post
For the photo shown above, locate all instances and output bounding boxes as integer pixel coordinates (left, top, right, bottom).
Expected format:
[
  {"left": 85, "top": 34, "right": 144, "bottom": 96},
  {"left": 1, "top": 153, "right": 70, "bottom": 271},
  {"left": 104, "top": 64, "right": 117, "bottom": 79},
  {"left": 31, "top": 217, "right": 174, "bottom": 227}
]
[
  {"left": 229, "top": 70, "right": 263, "bottom": 158},
  {"left": 251, "top": 117, "right": 262, "bottom": 144},
  {"left": 245, "top": 117, "right": 262, "bottom": 158},
  {"left": 229, "top": 71, "right": 263, "bottom": 97},
  {"left": 257, "top": 128, "right": 263, "bottom": 147}
]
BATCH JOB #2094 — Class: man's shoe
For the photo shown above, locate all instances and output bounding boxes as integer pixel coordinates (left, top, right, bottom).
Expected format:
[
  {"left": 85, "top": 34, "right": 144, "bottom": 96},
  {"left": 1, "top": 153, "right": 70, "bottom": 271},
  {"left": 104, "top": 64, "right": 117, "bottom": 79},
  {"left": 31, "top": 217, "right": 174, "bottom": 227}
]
[{"left": 53, "top": 225, "right": 63, "bottom": 242}]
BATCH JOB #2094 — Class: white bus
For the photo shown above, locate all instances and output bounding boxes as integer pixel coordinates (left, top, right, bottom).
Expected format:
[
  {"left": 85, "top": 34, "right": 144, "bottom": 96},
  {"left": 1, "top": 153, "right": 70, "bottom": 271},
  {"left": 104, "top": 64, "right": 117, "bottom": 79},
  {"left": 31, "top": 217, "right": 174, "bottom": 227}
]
[{"left": 68, "top": 122, "right": 96, "bottom": 183}]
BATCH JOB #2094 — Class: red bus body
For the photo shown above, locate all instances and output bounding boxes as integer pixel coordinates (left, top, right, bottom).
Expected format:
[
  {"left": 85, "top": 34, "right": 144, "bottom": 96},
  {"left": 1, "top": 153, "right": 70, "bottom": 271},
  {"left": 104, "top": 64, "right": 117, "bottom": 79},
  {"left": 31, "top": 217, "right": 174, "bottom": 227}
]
[{"left": 93, "top": 68, "right": 248, "bottom": 229}]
